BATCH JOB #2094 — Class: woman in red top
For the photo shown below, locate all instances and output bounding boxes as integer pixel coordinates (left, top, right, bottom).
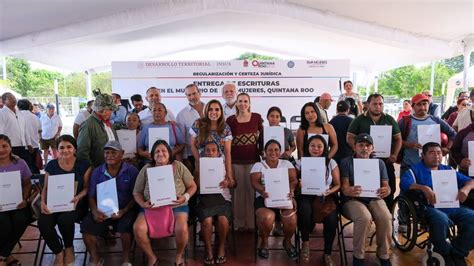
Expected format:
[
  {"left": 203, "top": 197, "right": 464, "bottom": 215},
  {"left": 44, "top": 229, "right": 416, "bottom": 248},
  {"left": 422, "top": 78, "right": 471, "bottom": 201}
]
[
  {"left": 397, "top": 99, "right": 412, "bottom": 122},
  {"left": 226, "top": 93, "right": 263, "bottom": 231}
]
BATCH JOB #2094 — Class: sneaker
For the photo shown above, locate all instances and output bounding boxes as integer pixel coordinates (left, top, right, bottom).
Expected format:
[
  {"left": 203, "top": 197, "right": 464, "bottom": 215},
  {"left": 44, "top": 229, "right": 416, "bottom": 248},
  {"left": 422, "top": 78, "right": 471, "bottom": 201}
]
[{"left": 353, "top": 256, "right": 364, "bottom": 266}]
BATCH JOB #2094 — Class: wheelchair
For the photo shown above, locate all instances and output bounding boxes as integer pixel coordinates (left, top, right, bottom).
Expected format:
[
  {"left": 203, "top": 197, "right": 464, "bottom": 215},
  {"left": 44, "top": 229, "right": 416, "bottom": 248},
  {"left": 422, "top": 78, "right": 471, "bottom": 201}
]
[{"left": 391, "top": 190, "right": 457, "bottom": 266}]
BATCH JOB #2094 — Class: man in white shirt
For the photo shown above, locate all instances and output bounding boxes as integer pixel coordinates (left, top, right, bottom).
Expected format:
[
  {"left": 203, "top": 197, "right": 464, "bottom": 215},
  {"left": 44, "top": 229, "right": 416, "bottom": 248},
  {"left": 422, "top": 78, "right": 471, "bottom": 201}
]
[
  {"left": 73, "top": 100, "right": 94, "bottom": 139},
  {"left": 138, "top": 87, "right": 176, "bottom": 125},
  {"left": 40, "top": 104, "right": 63, "bottom": 164},
  {"left": 18, "top": 99, "right": 42, "bottom": 174},
  {"left": 221, "top": 83, "right": 237, "bottom": 119},
  {"left": 315, "top": 92, "right": 333, "bottom": 124},
  {"left": 176, "top": 84, "right": 205, "bottom": 172},
  {"left": 0, "top": 92, "right": 33, "bottom": 167}
]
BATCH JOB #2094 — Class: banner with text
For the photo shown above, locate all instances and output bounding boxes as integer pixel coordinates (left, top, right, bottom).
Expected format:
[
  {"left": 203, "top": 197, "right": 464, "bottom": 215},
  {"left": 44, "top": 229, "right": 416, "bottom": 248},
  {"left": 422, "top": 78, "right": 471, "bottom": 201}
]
[{"left": 112, "top": 60, "right": 350, "bottom": 120}]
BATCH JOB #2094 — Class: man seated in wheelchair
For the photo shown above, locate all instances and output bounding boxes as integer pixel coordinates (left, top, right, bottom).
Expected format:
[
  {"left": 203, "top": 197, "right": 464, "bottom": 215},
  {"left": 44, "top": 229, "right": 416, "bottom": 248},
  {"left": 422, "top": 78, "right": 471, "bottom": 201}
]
[{"left": 400, "top": 142, "right": 474, "bottom": 266}]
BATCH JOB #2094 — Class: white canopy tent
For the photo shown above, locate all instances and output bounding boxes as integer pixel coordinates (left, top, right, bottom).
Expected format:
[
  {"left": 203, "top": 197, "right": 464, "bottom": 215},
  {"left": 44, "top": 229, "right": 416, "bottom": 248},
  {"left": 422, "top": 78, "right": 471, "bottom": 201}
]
[{"left": 1, "top": 0, "right": 473, "bottom": 88}]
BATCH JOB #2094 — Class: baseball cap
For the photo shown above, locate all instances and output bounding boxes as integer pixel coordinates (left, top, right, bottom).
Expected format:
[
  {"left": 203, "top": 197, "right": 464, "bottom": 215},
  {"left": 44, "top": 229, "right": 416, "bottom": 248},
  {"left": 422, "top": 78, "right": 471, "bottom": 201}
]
[
  {"left": 355, "top": 133, "right": 373, "bottom": 145},
  {"left": 411, "top": 93, "right": 430, "bottom": 105},
  {"left": 46, "top": 104, "right": 55, "bottom": 109},
  {"left": 103, "top": 140, "right": 123, "bottom": 151}
]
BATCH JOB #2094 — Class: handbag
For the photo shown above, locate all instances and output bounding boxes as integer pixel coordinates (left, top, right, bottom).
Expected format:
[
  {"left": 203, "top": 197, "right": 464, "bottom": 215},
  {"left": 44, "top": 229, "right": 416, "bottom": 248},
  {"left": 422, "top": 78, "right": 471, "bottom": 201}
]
[
  {"left": 312, "top": 194, "right": 336, "bottom": 223},
  {"left": 144, "top": 206, "right": 175, "bottom": 239}
]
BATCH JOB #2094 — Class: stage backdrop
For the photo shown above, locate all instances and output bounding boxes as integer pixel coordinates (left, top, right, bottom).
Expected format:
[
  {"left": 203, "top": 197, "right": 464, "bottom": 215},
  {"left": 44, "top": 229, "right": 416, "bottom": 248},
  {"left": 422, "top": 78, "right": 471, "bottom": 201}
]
[{"left": 112, "top": 60, "right": 350, "bottom": 125}]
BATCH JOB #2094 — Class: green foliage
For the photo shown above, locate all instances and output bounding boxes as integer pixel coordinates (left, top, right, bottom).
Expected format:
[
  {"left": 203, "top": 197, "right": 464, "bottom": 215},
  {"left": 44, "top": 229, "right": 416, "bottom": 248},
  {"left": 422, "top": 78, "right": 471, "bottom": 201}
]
[
  {"left": 441, "top": 52, "right": 474, "bottom": 74},
  {"left": 4, "top": 57, "right": 112, "bottom": 97},
  {"left": 235, "top": 52, "right": 277, "bottom": 60},
  {"left": 5, "top": 57, "right": 34, "bottom": 96},
  {"left": 374, "top": 63, "right": 454, "bottom": 99},
  {"left": 92, "top": 72, "right": 112, "bottom": 94}
]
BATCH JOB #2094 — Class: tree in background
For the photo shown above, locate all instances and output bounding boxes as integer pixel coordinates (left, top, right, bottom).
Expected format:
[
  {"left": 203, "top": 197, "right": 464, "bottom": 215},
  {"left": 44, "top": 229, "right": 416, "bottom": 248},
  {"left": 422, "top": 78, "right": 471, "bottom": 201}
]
[
  {"left": 359, "top": 63, "right": 454, "bottom": 99},
  {"left": 3, "top": 57, "right": 111, "bottom": 97},
  {"left": 236, "top": 52, "right": 276, "bottom": 60},
  {"left": 441, "top": 52, "right": 474, "bottom": 74}
]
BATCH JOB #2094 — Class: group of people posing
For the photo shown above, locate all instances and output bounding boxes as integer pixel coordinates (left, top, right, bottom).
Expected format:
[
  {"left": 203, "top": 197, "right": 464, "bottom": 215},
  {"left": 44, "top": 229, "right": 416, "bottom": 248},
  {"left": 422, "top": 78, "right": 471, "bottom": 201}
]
[{"left": 0, "top": 81, "right": 473, "bottom": 266}]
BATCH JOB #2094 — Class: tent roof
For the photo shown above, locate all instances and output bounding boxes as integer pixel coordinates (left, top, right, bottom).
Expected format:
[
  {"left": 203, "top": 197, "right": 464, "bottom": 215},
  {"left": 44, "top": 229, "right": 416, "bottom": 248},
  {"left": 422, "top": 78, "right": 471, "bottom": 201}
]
[{"left": 1, "top": 0, "right": 473, "bottom": 72}]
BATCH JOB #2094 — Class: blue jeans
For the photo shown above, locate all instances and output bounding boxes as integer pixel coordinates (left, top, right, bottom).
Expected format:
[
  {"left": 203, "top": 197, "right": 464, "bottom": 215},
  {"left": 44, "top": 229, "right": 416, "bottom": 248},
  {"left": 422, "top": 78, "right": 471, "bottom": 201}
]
[{"left": 424, "top": 206, "right": 474, "bottom": 257}]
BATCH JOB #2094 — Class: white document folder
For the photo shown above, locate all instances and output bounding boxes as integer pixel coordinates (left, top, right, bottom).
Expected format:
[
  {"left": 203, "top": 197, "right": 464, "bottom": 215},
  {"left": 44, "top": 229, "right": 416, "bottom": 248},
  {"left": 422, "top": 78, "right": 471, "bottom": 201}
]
[
  {"left": 200, "top": 157, "right": 225, "bottom": 194},
  {"left": 432, "top": 170, "right": 459, "bottom": 208},
  {"left": 301, "top": 157, "right": 326, "bottom": 195},
  {"left": 147, "top": 165, "right": 177, "bottom": 207},
  {"left": 353, "top": 159, "right": 380, "bottom": 198},
  {"left": 0, "top": 171, "right": 23, "bottom": 212},
  {"left": 97, "top": 178, "right": 119, "bottom": 218},
  {"left": 47, "top": 173, "right": 75, "bottom": 213},
  {"left": 417, "top": 124, "right": 440, "bottom": 155},
  {"left": 148, "top": 127, "right": 170, "bottom": 152},
  {"left": 263, "top": 168, "right": 292, "bottom": 209},
  {"left": 370, "top": 125, "right": 392, "bottom": 158},
  {"left": 469, "top": 141, "right": 474, "bottom": 177},
  {"left": 117, "top": 129, "right": 137, "bottom": 158},
  {"left": 264, "top": 126, "right": 285, "bottom": 154}
]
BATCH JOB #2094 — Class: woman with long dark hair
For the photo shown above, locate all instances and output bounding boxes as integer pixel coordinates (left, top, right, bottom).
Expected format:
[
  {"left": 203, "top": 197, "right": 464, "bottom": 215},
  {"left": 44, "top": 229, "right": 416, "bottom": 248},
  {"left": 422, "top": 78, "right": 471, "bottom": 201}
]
[
  {"left": 296, "top": 102, "right": 338, "bottom": 160},
  {"left": 297, "top": 135, "right": 340, "bottom": 264},
  {"left": 39, "top": 135, "right": 92, "bottom": 266}
]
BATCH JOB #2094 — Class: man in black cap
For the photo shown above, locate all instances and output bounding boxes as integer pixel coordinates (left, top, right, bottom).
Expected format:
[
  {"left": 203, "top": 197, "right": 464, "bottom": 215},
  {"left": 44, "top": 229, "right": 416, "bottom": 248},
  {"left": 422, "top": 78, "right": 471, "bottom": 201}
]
[{"left": 340, "top": 133, "right": 392, "bottom": 266}]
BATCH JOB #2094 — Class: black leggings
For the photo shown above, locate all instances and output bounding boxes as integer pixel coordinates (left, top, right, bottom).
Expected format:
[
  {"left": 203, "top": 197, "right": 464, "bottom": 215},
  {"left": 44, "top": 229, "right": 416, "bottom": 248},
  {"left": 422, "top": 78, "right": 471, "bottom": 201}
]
[
  {"left": 297, "top": 195, "right": 337, "bottom": 254},
  {"left": 0, "top": 207, "right": 31, "bottom": 257},
  {"left": 38, "top": 211, "right": 76, "bottom": 254}
]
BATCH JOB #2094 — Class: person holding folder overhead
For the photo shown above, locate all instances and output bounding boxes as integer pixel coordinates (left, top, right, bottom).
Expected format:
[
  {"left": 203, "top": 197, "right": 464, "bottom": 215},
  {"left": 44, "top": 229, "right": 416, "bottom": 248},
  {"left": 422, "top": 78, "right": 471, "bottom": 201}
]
[
  {"left": 340, "top": 133, "right": 392, "bottom": 266},
  {"left": 81, "top": 140, "right": 138, "bottom": 266},
  {"left": 133, "top": 140, "right": 197, "bottom": 266},
  {"left": 296, "top": 102, "right": 338, "bottom": 160},
  {"left": 38, "top": 135, "right": 92, "bottom": 266},
  {"left": 296, "top": 135, "right": 340, "bottom": 265},
  {"left": 0, "top": 135, "right": 32, "bottom": 266},
  {"left": 196, "top": 141, "right": 234, "bottom": 265},
  {"left": 137, "top": 102, "right": 184, "bottom": 164},
  {"left": 400, "top": 142, "right": 474, "bottom": 265},
  {"left": 250, "top": 140, "right": 298, "bottom": 260}
]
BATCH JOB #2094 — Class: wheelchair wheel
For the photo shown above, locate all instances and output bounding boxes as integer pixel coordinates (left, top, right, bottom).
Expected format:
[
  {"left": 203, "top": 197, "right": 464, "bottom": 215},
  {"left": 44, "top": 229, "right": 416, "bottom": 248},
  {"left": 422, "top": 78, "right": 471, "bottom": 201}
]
[
  {"left": 421, "top": 252, "right": 444, "bottom": 266},
  {"left": 391, "top": 195, "right": 418, "bottom": 251}
]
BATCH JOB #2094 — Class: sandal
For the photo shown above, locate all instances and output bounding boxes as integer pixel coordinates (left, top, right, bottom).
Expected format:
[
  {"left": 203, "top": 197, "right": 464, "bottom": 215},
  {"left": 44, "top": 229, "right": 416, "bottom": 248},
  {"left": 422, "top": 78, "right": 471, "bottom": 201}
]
[
  {"left": 6, "top": 259, "right": 21, "bottom": 266},
  {"left": 301, "top": 245, "right": 310, "bottom": 263},
  {"left": 284, "top": 244, "right": 298, "bottom": 259},
  {"left": 215, "top": 256, "right": 227, "bottom": 264},
  {"left": 203, "top": 256, "right": 214, "bottom": 265},
  {"left": 257, "top": 248, "right": 269, "bottom": 259}
]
